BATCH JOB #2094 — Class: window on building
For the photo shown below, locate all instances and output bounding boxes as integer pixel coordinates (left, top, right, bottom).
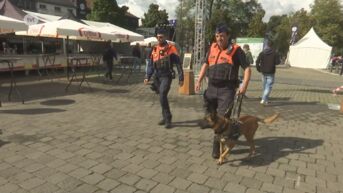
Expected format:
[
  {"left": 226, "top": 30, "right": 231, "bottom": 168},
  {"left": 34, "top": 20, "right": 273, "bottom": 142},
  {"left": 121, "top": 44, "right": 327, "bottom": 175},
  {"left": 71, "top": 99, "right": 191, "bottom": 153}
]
[
  {"left": 39, "top": 4, "right": 46, "bottom": 9},
  {"left": 55, "top": 6, "right": 61, "bottom": 12}
]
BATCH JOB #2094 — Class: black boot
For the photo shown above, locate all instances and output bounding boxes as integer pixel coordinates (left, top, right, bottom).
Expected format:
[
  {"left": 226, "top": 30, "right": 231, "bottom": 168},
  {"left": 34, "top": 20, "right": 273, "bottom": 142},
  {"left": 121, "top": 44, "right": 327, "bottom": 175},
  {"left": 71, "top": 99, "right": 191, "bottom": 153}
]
[
  {"left": 212, "top": 135, "right": 220, "bottom": 159},
  {"left": 198, "top": 115, "right": 212, "bottom": 129},
  {"left": 164, "top": 119, "right": 172, "bottom": 129},
  {"left": 158, "top": 119, "right": 165, "bottom": 125}
]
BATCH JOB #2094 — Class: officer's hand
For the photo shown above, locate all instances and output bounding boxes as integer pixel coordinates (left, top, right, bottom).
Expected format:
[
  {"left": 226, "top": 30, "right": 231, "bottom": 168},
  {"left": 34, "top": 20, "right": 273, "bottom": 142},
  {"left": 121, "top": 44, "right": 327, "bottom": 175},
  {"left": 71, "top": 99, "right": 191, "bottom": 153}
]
[
  {"left": 144, "top": 79, "right": 149, "bottom": 85},
  {"left": 195, "top": 81, "right": 201, "bottom": 93},
  {"left": 237, "top": 86, "right": 247, "bottom": 95},
  {"left": 179, "top": 81, "right": 184, "bottom": 87}
]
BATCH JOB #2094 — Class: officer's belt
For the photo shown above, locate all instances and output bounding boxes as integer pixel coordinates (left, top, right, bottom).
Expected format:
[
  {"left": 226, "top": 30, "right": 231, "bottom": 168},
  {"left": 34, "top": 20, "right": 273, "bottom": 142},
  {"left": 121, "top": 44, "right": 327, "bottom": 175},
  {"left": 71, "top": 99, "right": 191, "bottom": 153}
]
[{"left": 208, "top": 79, "right": 238, "bottom": 88}]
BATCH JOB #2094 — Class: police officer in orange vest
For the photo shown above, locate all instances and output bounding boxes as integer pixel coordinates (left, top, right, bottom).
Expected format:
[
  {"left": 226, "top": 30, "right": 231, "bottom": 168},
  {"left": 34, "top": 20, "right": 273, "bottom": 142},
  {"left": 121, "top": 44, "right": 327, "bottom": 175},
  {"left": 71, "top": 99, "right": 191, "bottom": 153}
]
[
  {"left": 195, "top": 24, "right": 251, "bottom": 158},
  {"left": 144, "top": 29, "right": 184, "bottom": 129}
]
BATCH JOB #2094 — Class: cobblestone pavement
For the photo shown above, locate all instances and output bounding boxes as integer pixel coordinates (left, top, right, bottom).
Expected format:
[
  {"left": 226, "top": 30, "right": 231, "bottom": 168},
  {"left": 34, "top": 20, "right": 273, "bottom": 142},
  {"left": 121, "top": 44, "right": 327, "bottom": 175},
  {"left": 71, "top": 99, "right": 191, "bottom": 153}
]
[{"left": 0, "top": 67, "right": 342, "bottom": 193}]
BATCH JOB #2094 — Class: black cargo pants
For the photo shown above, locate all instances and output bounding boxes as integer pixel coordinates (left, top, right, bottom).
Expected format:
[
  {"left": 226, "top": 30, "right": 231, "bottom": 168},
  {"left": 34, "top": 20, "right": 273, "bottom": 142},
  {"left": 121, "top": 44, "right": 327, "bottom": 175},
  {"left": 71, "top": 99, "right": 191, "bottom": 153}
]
[
  {"left": 204, "top": 84, "right": 236, "bottom": 118},
  {"left": 153, "top": 75, "right": 173, "bottom": 122}
]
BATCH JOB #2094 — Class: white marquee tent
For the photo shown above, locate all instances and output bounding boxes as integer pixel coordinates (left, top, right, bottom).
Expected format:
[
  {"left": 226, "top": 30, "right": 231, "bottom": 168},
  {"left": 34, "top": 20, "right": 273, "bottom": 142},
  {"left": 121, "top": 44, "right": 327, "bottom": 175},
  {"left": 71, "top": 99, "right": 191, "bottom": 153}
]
[
  {"left": 21, "top": 11, "right": 144, "bottom": 43},
  {"left": 83, "top": 20, "right": 144, "bottom": 43},
  {"left": 289, "top": 27, "right": 332, "bottom": 69},
  {"left": 0, "top": 15, "right": 27, "bottom": 34},
  {"left": 16, "top": 19, "right": 118, "bottom": 41}
]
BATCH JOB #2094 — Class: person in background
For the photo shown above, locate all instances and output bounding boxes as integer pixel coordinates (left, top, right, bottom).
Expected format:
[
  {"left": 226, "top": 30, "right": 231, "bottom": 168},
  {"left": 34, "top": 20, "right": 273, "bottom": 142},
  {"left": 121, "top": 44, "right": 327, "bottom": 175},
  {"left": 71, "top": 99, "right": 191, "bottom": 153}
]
[
  {"left": 241, "top": 44, "right": 254, "bottom": 98},
  {"left": 132, "top": 43, "right": 141, "bottom": 72},
  {"left": 144, "top": 43, "right": 152, "bottom": 73},
  {"left": 256, "top": 40, "right": 280, "bottom": 105},
  {"left": 103, "top": 40, "right": 117, "bottom": 81}
]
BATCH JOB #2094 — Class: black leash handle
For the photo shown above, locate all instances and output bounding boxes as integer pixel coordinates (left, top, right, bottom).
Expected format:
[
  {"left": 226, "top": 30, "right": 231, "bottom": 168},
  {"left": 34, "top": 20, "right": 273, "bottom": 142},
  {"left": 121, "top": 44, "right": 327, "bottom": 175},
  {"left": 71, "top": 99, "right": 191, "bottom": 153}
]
[
  {"left": 225, "top": 94, "right": 243, "bottom": 120},
  {"left": 236, "top": 94, "right": 243, "bottom": 119}
]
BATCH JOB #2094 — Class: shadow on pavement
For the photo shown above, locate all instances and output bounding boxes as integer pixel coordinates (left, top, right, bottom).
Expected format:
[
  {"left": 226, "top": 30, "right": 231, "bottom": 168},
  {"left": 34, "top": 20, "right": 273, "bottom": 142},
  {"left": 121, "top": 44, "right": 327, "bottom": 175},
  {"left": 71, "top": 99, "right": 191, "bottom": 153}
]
[
  {"left": 172, "top": 119, "right": 203, "bottom": 128},
  {"left": 0, "top": 140, "right": 10, "bottom": 148},
  {"left": 40, "top": 99, "right": 75, "bottom": 106},
  {"left": 86, "top": 71, "right": 145, "bottom": 86},
  {"left": 264, "top": 101, "right": 319, "bottom": 107},
  {"left": 6, "top": 134, "right": 41, "bottom": 144},
  {"left": 227, "top": 136, "right": 323, "bottom": 166},
  {"left": 0, "top": 108, "right": 66, "bottom": 115},
  {"left": 0, "top": 81, "right": 103, "bottom": 104},
  {"left": 106, "top": 89, "right": 130, "bottom": 94}
]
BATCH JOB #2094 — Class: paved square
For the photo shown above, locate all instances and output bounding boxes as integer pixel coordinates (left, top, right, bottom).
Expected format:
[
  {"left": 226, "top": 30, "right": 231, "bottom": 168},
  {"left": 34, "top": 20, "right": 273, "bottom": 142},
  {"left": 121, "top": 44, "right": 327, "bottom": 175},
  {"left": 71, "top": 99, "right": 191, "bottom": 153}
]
[{"left": 0, "top": 67, "right": 342, "bottom": 193}]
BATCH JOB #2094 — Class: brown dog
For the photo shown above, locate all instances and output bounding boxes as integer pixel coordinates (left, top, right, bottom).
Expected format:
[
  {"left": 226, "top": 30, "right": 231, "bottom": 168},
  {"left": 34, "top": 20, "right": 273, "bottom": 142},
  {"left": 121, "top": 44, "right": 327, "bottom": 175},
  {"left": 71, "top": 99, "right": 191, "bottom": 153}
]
[{"left": 209, "top": 113, "right": 279, "bottom": 165}]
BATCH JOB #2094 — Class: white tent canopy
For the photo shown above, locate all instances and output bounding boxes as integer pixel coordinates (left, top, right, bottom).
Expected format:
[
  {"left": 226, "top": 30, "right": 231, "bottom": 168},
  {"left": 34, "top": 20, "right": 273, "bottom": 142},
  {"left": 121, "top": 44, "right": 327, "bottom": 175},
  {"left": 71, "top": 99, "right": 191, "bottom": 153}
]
[
  {"left": 0, "top": 15, "right": 27, "bottom": 34},
  {"left": 83, "top": 20, "right": 144, "bottom": 42},
  {"left": 130, "top": 37, "right": 175, "bottom": 46},
  {"left": 16, "top": 19, "right": 118, "bottom": 41},
  {"left": 19, "top": 11, "right": 143, "bottom": 43},
  {"left": 289, "top": 27, "right": 332, "bottom": 69}
]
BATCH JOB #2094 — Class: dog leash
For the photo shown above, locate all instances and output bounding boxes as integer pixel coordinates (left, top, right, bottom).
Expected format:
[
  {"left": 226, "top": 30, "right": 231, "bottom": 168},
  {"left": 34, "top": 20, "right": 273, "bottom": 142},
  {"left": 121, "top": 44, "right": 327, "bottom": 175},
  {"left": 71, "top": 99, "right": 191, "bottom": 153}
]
[
  {"left": 235, "top": 94, "right": 243, "bottom": 119},
  {"left": 225, "top": 94, "right": 243, "bottom": 120}
]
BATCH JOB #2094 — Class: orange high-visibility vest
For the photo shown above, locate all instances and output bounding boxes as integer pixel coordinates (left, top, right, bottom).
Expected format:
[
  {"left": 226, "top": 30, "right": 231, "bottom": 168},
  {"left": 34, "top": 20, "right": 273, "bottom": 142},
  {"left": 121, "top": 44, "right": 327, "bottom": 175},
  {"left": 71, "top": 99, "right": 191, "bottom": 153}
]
[
  {"left": 207, "top": 43, "right": 240, "bottom": 83},
  {"left": 207, "top": 43, "right": 239, "bottom": 66},
  {"left": 151, "top": 43, "right": 178, "bottom": 62}
]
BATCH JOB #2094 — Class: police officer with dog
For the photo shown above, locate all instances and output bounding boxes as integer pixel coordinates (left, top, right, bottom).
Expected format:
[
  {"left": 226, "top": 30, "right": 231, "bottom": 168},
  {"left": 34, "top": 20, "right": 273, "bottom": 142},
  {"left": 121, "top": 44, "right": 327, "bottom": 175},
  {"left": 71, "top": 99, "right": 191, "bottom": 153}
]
[
  {"left": 144, "top": 29, "right": 184, "bottom": 129},
  {"left": 195, "top": 24, "right": 251, "bottom": 159}
]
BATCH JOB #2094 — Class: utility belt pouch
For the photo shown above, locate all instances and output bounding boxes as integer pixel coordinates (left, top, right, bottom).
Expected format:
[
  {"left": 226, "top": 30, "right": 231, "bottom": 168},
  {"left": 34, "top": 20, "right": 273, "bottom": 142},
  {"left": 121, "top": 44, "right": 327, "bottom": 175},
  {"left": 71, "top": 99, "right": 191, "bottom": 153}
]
[
  {"left": 208, "top": 64, "right": 234, "bottom": 81},
  {"left": 171, "top": 69, "right": 176, "bottom": 79}
]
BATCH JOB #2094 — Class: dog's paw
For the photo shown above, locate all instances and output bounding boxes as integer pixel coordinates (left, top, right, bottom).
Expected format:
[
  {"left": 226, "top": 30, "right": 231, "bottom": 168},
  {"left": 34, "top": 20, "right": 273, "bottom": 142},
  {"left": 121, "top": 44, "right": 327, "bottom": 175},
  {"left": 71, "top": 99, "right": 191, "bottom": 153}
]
[
  {"left": 217, "top": 157, "right": 225, "bottom": 165},
  {"left": 248, "top": 151, "right": 256, "bottom": 158}
]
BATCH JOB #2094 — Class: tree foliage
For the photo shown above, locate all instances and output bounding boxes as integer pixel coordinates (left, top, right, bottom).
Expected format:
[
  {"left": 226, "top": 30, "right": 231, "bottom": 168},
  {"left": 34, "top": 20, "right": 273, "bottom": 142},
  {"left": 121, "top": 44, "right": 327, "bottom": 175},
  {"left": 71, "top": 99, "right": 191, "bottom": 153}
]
[
  {"left": 87, "top": 0, "right": 129, "bottom": 29},
  {"left": 206, "top": 0, "right": 265, "bottom": 43},
  {"left": 141, "top": 4, "right": 169, "bottom": 27},
  {"left": 173, "top": 0, "right": 343, "bottom": 56},
  {"left": 247, "top": 10, "right": 267, "bottom": 37},
  {"left": 175, "top": 0, "right": 195, "bottom": 52},
  {"left": 311, "top": 0, "right": 343, "bottom": 49}
]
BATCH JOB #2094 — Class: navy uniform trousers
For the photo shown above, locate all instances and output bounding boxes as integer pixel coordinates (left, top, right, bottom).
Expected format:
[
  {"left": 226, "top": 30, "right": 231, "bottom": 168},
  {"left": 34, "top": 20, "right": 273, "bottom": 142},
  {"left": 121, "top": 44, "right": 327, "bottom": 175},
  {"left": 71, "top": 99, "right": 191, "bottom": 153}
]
[
  {"left": 204, "top": 83, "right": 237, "bottom": 158},
  {"left": 204, "top": 83, "right": 236, "bottom": 117},
  {"left": 153, "top": 75, "right": 173, "bottom": 122}
]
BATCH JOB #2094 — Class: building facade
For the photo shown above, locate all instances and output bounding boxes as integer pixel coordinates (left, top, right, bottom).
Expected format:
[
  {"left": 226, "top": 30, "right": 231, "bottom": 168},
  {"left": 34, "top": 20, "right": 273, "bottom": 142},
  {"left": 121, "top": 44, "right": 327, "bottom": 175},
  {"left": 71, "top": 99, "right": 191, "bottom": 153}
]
[
  {"left": 10, "top": 0, "right": 90, "bottom": 18},
  {"left": 35, "top": 0, "right": 76, "bottom": 17}
]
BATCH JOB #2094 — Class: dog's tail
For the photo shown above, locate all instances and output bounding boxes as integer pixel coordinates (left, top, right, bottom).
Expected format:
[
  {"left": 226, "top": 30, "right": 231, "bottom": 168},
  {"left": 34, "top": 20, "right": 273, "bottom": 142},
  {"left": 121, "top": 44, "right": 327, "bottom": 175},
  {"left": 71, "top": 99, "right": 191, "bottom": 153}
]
[{"left": 258, "top": 113, "right": 279, "bottom": 124}]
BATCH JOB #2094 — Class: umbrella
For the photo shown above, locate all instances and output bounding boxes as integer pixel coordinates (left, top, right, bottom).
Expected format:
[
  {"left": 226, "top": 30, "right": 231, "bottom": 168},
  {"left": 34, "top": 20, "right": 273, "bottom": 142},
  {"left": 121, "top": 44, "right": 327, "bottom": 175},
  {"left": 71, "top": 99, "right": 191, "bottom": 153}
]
[
  {"left": 130, "top": 37, "right": 175, "bottom": 46},
  {"left": 16, "top": 19, "right": 118, "bottom": 41}
]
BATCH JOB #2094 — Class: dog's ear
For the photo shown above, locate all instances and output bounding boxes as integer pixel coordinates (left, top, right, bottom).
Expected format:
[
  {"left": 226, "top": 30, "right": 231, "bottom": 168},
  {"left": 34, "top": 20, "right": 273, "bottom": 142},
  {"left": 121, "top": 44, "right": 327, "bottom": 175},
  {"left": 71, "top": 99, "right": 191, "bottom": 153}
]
[{"left": 212, "top": 115, "right": 226, "bottom": 133}]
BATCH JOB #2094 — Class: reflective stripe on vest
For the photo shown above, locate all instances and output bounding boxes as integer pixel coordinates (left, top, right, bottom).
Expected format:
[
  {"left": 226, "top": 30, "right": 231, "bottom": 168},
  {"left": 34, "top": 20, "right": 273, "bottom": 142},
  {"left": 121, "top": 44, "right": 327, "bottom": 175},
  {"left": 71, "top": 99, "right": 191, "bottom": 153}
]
[
  {"left": 207, "top": 43, "right": 239, "bottom": 66},
  {"left": 151, "top": 43, "right": 178, "bottom": 63},
  {"left": 151, "top": 43, "right": 178, "bottom": 69}
]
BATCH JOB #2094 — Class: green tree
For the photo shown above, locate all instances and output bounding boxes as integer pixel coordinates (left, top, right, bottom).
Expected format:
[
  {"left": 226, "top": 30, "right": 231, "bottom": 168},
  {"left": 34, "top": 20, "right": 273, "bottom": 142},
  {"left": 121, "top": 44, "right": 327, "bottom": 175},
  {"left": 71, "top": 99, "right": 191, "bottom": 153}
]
[
  {"left": 311, "top": 0, "right": 343, "bottom": 49},
  {"left": 87, "top": 0, "right": 129, "bottom": 29},
  {"left": 141, "top": 4, "right": 169, "bottom": 27},
  {"left": 175, "top": 0, "right": 195, "bottom": 52},
  {"left": 289, "top": 9, "right": 314, "bottom": 38},
  {"left": 207, "top": 0, "right": 265, "bottom": 41},
  {"left": 247, "top": 10, "right": 267, "bottom": 37},
  {"left": 274, "top": 16, "right": 291, "bottom": 56}
]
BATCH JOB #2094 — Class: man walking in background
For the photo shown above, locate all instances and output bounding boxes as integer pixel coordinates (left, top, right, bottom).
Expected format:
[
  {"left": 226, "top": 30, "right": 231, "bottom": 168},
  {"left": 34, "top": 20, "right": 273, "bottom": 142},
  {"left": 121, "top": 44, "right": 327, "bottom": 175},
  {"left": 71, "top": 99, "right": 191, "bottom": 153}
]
[
  {"left": 256, "top": 40, "right": 280, "bottom": 105},
  {"left": 103, "top": 40, "right": 117, "bottom": 80},
  {"left": 132, "top": 43, "right": 141, "bottom": 72}
]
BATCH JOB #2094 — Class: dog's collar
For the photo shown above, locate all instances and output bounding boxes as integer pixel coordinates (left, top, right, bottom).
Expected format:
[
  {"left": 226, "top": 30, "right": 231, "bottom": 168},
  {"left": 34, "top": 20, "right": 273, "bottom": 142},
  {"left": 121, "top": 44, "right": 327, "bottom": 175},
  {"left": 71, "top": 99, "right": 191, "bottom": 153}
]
[{"left": 215, "top": 121, "right": 228, "bottom": 135}]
